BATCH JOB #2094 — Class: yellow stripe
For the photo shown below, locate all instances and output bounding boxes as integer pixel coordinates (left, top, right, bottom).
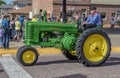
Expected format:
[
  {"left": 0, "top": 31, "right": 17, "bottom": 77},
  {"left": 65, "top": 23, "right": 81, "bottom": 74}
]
[
  {"left": 0, "top": 48, "right": 61, "bottom": 55},
  {"left": 0, "top": 47, "right": 120, "bottom": 55},
  {"left": 112, "top": 47, "right": 120, "bottom": 52}
]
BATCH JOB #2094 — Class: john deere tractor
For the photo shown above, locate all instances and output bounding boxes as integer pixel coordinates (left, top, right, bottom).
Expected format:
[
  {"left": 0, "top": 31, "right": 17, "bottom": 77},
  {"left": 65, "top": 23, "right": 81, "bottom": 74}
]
[
  {"left": 16, "top": 1, "right": 111, "bottom": 67},
  {"left": 16, "top": 20, "right": 111, "bottom": 67}
]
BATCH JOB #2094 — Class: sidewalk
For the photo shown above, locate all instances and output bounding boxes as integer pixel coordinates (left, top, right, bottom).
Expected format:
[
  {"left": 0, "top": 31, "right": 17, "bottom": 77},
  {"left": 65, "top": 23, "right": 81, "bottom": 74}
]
[
  {"left": 0, "top": 41, "right": 61, "bottom": 55},
  {"left": 9, "top": 41, "right": 24, "bottom": 49},
  {"left": 103, "top": 24, "right": 120, "bottom": 28}
]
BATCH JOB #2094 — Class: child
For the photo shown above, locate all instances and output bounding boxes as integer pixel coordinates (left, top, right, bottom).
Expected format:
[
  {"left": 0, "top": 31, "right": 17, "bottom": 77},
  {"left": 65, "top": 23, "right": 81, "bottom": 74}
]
[{"left": 0, "top": 26, "right": 2, "bottom": 48}]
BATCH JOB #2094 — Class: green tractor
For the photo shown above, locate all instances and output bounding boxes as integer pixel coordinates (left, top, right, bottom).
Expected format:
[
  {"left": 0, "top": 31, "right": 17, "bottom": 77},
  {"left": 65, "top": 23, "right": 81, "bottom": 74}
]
[
  {"left": 16, "top": 0, "right": 111, "bottom": 67},
  {"left": 16, "top": 21, "right": 111, "bottom": 67}
]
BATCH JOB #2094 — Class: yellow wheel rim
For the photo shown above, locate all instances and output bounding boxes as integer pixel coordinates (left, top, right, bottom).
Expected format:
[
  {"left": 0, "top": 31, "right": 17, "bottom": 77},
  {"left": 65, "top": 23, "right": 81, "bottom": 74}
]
[
  {"left": 83, "top": 34, "right": 108, "bottom": 62},
  {"left": 68, "top": 51, "right": 76, "bottom": 56},
  {"left": 22, "top": 51, "right": 36, "bottom": 64}
]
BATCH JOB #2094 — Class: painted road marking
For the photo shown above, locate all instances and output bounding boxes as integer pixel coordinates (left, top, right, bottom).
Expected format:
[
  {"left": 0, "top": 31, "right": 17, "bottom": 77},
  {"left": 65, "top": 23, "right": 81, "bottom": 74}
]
[
  {"left": 0, "top": 56, "right": 32, "bottom": 78},
  {"left": 0, "top": 47, "right": 120, "bottom": 55}
]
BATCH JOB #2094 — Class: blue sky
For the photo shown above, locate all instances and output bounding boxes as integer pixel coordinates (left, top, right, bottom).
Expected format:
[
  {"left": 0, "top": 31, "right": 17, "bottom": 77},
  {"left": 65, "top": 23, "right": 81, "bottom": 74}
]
[{"left": 4, "top": 0, "right": 14, "bottom": 4}]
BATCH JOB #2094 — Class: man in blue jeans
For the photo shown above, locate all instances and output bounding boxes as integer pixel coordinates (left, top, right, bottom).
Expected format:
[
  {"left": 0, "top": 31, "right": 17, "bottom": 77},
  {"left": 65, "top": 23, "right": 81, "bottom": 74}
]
[
  {"left": 82, "top": 6, "right": 102, "bottom": 30},
  {"left": 2, "top": 15, "right": 9, "bottom": 49}
]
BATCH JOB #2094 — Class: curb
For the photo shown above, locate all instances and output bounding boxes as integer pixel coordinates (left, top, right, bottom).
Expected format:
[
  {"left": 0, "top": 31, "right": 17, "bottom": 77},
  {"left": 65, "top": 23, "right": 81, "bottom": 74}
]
[
  {"left": 0, "top": 47, "right": 120, "bottom": 55},
  {"left": 111, "top": 47, "right": 120, "bottom": 52},
  {"left": 0, "top": 48, "right": 61, "bottom": 55}
]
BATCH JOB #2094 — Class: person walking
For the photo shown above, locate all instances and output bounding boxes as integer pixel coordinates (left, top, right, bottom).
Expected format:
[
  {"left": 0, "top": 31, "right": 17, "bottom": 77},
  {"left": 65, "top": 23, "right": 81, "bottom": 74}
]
[
  {"left": 1, "top": 15, "right": 10, "bottom": 49},
  {"left": 19, "top": 15, "right": 24, "bottom": 38},
  {"left": 13, "top": 18, "right": 21, "bottom": 42},
  {"left": 31, "top": 16, "right": 37, "bottom": 22},
  {"left": 110, "top": 15, "right": 115, "bottom": 28}
]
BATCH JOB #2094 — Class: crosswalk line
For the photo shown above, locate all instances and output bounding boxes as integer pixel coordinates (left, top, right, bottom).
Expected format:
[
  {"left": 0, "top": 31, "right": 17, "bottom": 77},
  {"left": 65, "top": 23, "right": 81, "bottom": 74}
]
[{"left": 0, "top": 55, "right": 32, "bottom": 78}]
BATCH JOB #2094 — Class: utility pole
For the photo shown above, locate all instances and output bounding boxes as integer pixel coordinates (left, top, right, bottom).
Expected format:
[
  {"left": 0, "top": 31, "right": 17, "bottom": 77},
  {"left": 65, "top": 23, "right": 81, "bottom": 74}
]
[{"left": 62, "top": 0, "right": 67, "bottom": 23}]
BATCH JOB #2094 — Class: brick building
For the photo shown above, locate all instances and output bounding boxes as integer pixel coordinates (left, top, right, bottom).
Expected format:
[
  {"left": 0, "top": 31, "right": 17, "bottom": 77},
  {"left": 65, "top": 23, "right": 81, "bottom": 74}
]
[
  {"left": 32, "top": 0, "right": 90, "bottom": 18},
  {"left": 13, "top": 0, "right": 32, "bottom": 10},
  {"left": 32, "top": 0, "right": 53, "bottom": 15},
  {"left": 91, "top": 0, "right": 120, "bottom": 24},
  {"left": 0, "top": 4, "right": 14, "bottom": 16},
  {"left": 8, "top": 6, "right": 32, "bottom": 17},
  {"left": 32, "top": 0, "right": 120, "bottom": 24}
]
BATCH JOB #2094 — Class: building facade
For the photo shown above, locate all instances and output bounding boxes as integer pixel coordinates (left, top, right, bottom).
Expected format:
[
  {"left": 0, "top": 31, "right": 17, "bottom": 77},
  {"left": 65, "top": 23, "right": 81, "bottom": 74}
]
[
  {"left": 53, "top": 0, "right": 90, "bottom": 17},
  {"left": 0, "top": 4, "right": 14, "bottom": 16},
  {"left": 32, "top": 0, "right": 90, "bottom": 18},
  {"left": 91, "top": 0, "right": 120, "bottom": 24},
  {"left": 32, "top": 0, "right": 120, "bottom": 24},
  {"left": 32, "top": 0, "right": 53, "bottom": 15},
  {"left": 13, "top": 0, "right": 32, "bottom": 9}
]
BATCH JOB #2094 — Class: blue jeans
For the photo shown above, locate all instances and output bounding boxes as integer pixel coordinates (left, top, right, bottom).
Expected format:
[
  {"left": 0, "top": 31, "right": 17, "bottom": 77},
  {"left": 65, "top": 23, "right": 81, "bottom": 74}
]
[{"left": 2, "top": 33, "right": 9, "bottom": 49}]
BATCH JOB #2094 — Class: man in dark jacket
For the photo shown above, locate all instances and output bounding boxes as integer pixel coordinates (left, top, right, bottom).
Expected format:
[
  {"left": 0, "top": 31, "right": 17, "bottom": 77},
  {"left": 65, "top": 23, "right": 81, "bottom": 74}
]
[{"left": 2, "top": 15, "right": 10, "bottom": 49}]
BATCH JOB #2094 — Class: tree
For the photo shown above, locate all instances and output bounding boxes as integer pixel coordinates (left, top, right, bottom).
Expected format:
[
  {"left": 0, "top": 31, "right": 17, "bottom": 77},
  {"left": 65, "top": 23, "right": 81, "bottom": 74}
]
[{"left": 0, "top": 0, "right": 6, "bottom": 5}]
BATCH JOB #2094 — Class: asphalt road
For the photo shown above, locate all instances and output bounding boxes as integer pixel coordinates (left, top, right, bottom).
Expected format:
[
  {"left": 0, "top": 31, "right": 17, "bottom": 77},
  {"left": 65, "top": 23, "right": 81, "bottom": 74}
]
[
  {"left": 0, "top": 53, "right": 120, "bottom": 78},
  {"left": 20, "top": 53, "right": 120, "bottom": 78},
  {"left": 104, "top": 28, "right": 120, "bottom": 47}
]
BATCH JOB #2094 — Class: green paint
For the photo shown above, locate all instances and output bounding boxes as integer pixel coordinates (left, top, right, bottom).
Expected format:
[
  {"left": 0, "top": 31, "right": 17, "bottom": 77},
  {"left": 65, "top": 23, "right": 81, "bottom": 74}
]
[
  {"left": 24, "top": 20, "right": 101, "bottom": 50},
  {"left": 24, "top": 21, "right": 78, "bottom": 50},
  {"left": 43, "top": 10, "right": 47, "bottom": 22}
]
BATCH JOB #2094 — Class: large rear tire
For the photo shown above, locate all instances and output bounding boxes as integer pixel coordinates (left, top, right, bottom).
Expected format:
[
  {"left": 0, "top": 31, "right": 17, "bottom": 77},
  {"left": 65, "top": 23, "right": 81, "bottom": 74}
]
[
  {"left": 62, "top": 50, "right": 77, "bottom": 60},
  {"left": 17, "top": 47, "right": 39, "bottom": 66},
  {"left": 76, "top": 28, "right": 111, "bottom": 67}
]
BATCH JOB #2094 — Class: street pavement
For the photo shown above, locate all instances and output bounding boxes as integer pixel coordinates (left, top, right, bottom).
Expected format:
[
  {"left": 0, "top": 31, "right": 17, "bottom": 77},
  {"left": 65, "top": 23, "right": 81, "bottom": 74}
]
[
  {"left": 0, "top": 53, "right": 120, "bottom": 78},
  {"left": 0, "top": 28, "right": 120, "bottom": 78}
]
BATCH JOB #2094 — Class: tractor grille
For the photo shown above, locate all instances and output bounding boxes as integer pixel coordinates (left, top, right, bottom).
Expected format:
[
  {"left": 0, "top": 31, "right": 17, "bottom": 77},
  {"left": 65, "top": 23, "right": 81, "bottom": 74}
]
[{"left": 27, "top": 26, "right": 34, "bottom": 39}]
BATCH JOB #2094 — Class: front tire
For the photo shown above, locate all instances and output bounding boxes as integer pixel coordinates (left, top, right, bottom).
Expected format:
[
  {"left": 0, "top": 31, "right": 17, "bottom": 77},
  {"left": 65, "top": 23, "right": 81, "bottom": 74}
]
[
  {"left": 76, "top": 28, "right": 111, "bottom": 67},
  {"left": 17, "top": 47, "right": 39, "bottom": 66}
]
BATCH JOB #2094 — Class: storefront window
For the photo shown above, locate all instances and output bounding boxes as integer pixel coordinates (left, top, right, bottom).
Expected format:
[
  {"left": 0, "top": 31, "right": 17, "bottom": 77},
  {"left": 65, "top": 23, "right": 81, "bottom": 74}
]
[
  {"left": 112, "top": 13, "right": 115, "bottom": 16},
  {"left": 100, "top": 12, "right": 107, "bottom": 20}
]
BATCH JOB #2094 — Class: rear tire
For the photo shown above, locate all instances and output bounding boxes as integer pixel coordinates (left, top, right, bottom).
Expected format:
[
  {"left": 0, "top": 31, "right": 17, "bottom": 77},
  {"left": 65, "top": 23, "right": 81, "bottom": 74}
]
[{"left": 76, "top": 28, "right": 111, "bottom": 67}]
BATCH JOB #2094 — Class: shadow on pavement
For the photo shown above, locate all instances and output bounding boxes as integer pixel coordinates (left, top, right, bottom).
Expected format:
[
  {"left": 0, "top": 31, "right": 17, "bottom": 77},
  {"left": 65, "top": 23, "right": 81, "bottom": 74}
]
[
  {"left": 0, "top": 69, "right": 4, "bottom": 72},
  {"left": 102, "top": 28, "right": 120, "bottom": 34},
  {"left": 103, "top": 57, "right": 120, "bottom": 66},
  {"left": 36, "top": 60, "right": 78, "bottom": 66},
  {"left": 55, "top": 73, "right": 87, "bottom": 78},
  {"left": 36, "top": 57, "right": 120, "bottom": 66}
]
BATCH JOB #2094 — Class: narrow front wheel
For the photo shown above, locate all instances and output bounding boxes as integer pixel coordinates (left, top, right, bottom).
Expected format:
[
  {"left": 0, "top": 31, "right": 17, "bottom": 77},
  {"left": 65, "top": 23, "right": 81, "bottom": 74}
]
[{"left": 17, "top": 47, "right": 39, "bottom": 66}]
